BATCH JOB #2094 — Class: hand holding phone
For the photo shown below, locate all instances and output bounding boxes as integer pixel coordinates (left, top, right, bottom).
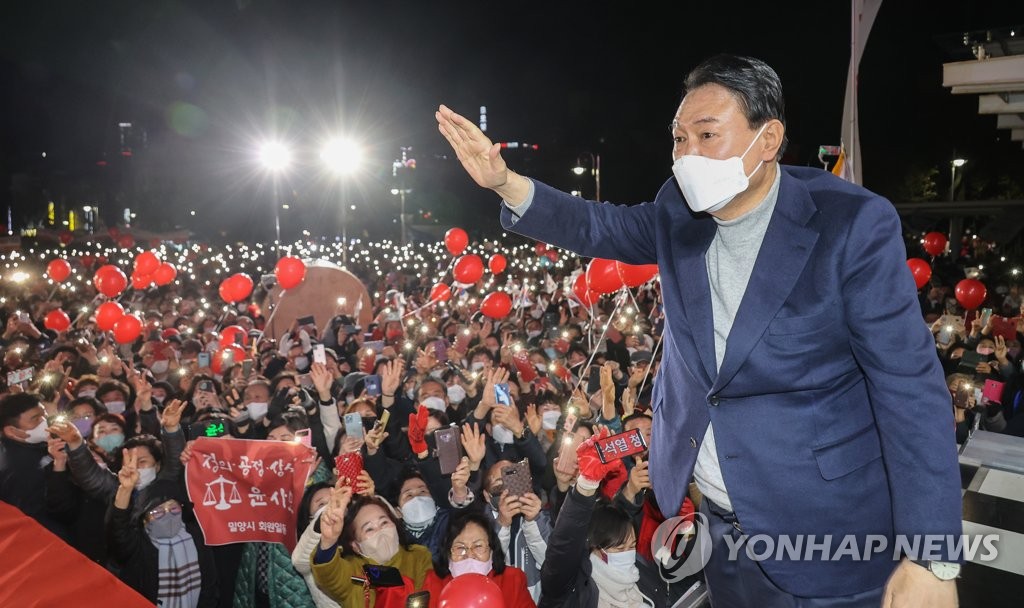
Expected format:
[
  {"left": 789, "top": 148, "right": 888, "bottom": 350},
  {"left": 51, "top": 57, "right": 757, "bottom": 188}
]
[
  {"left": 343, "top": 412, "right": 365, "bottom": 441},
  {"left": 313, "top": 344, "right": 327, "bottom": 365}
]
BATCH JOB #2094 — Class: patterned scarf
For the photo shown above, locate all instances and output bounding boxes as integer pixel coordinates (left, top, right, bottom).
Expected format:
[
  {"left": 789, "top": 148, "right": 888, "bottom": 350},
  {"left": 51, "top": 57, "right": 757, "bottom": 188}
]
[{"left": 151, "top": 527, "right": 202, "bottom": 608}]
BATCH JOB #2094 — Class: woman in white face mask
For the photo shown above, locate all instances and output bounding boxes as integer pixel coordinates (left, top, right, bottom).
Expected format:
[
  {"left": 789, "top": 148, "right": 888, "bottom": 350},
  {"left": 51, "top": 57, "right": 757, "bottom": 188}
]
[
  {"left": 423, "top": 511, "right": 536, "bottom": 607},
  {"left": 310, "top": 491, "right": 434, "bottom": 606}
]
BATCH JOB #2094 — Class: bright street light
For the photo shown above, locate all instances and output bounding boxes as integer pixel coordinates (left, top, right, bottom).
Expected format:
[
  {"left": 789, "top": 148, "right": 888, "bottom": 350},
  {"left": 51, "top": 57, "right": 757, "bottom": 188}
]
[
  {"left": 258, "top": 141, "right": 292, "bottom": 171},
  {"left": 320, "top": 138, "right": 363, "bottom": 175},
  {"left": 952, "top": 158, "right": 967, "bottom": 168},
  {"left": 571, "top": 166, "right": 586, "bottom": 176}
]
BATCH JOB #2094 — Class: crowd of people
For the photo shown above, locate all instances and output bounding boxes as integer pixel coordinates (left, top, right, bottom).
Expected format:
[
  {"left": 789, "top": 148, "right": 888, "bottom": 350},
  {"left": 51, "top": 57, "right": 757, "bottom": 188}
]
[{"left": 0, "top": 230, "right": 1021, "bottom": 607}]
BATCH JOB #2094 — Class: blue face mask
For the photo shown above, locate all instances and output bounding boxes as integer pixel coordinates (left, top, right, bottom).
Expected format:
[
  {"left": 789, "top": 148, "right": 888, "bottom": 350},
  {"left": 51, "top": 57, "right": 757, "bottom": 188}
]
[
  {"left": 95, "top": 433, "right": 125, "bottom": 453},
  {"left": 544, "top": 348, "right": 558, "bottom": 360}
]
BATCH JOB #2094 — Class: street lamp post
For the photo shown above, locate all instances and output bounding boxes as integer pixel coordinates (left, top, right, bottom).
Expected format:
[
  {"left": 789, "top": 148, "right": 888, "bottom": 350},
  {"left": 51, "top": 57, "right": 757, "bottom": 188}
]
[
  {"left": 392, "top": 147, "right": 414, "bottom": 246},
  {"left": 950, "top": 158, "right": 967, "bottom": 202},
  {"left": 572, "top": 152, "right": 601, "bottom": 201},
  {"left": 321, "top": 137, "right": 363, "bottom": 265},
  {"left": 258, "top": 141, "right": 292, "bottom": 258}
]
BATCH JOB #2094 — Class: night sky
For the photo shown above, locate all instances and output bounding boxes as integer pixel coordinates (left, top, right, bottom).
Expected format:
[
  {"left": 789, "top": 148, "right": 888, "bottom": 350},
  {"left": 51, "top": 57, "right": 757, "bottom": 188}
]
[{"left": 1, "top": 1, "right": 1022, "bottom": 243}]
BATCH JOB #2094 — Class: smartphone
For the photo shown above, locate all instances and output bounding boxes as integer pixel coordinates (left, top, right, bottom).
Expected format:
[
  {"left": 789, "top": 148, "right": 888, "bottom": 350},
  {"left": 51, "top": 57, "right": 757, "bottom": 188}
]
[
  {"left": 454, "top": 326, "right": 472, "bottom": 353},
  {"left": 435, "top": 425, "right": 463, "bottom": 475},
  {"left": 296, "top": 315, "right": 316, "bottom": 328},
  {"left": 17, "top": 311, "right": 30, "bottom": 324},
  {"left": 343, "top": 412, "right": 365, "bottom": 440},
  {"left": 555, "top": 432, "right": 581, "bottom": 475},
  {"left": 979, "top": 308, "right": 993, "bottom": 329},
  {"left": 197, "top": 351, "right": 211, "bottom": 369},
  {"left": 542, "top": 311, "right": 559, "bottom": 331},
  {"left": 587, "top": 366, "right": 602, "bottom": 394},
  {"left": 294, "top": 428, "right": 312, "bottom": 448},
  {"left": 361, "top": 565, "right": 404, "bottom": 588},
  {"left": 958, "top": 351, "right": 985, "bottom": 374},
  {"left": 500, "top": 460, "right": 532, "bottom": 497},
  {"left": 445, "top": 361, "right": 472, "bottom": 384},
  {"left": 313, "top": 344, "right": 327, "bottom": 365},
  {"left": 6, "top": 367, "right": 34, "bottom": 387},
  {"left": 494, "top": 383, "right": 512, "bottom": 406},
  {"left": 953, "top": 384, "right": 972, "bottom": 409},
  {"left": 363, "top": 374, "right": 381, "bottom": 398},
  {"left": 189, "top": 418, "right": 230, "bottom": 440},
  {"left": 373, "top": 409, "right": 391, "bottom": 432},
  {"left": 405, "top": 592, "right": 430, "bottom": 608},
  {"left": 547, "top": 327, "right": 562, "bottom": 341},
  {"left": 937, "top": 326, "right": 954, "bottom": 346},
  {"left": 991, "top": 316, "right": 1019, "bottom": 341},
  {"left": 433, "top": 338, "right": 449, "bottom": 363},
  {"left": 512, "top": 350, "right": 538, "bottom": 382},
  {"left": 241, "top": 359, "right": 254, "bottom": 378},
  {"left": 364, "top": 340, "right": 385, "bottom": 354},
  {"left": 197, "top": 379, "right": 214, "bottom": 393},
  {"left": 595, "top": 428, "right": 648, "bottom": 464},
  {"left": 334, "top": 452, "right": 364, "bottom": 488}
]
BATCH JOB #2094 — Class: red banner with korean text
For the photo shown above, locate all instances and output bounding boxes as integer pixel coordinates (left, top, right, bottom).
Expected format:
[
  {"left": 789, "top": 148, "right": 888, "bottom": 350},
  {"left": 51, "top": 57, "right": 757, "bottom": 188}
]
[{"left": 185, "top": 438, "right": 314, "bottom": 552}]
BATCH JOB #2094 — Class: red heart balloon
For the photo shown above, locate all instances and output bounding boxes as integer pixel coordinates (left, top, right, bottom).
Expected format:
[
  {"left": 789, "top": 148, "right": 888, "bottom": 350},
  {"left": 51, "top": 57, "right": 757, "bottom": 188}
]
[
  {"left": 95, "top": 301, "right": 125, "bottom": 332},
  {"left": 480, "top": 292, "right": 513, "bottom": 319},
  {"left": 275, "top": 256, "right": 306, "bottom": 290},
  {"left": 93, "top": 265, "right": 128, "bottom": 298},
  {"left": 453, "top": 255, "right": 484, "bottom": 284},
  {"left": 47, "top": 259, "right": 72, "bottom": 283},
  {"left": 112, "top": 314, "right": 143, "bottom": 345},
  {"left": 615, "top": 262, "right": 659, "bottom": 288},
  {"left": 134, "top": 250, "right": 160, "bottom": 275},
  {"left": 44, "top": 309, "right": 71, "bottom": 332},
  {"left": 586, "top": 258, "right": 624, "bottom": 294},
  {"left": 444, "top": 228, "right": 469, "bottom": 256},
  {"left": 906, "top": 258, "right": 932, "bottom": 290}
]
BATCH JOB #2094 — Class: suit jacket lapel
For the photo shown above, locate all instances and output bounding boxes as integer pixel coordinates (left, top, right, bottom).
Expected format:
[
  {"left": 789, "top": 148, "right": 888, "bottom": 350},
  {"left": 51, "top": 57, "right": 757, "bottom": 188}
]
[
  {"left": 673, "top": 216, "right": 718, "bottom": 385},
  {"left": 711, "top": 170, "right": 820, "bottom": 394}
]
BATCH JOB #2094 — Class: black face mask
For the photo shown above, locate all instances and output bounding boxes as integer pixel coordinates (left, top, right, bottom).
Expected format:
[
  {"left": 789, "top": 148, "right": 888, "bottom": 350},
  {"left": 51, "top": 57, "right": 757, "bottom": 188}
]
[
  {"left": 487, "top": 484, "right": 504, "bottom": 510},
  {"left": 361, "top": 416, "right": 377, "bottom": 432}
]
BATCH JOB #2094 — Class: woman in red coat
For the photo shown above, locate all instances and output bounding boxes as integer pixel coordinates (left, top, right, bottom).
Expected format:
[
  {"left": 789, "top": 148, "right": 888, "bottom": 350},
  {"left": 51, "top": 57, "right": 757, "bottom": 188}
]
[{"left": 424, "top": 510, "right": 535, "bottom": 608}]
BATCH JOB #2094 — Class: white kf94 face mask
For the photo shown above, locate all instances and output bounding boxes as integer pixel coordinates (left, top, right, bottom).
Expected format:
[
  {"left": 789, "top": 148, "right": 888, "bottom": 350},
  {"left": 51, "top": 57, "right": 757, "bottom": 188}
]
[{"left": 672, "top": 123, "right": 768, "bottom": 214}]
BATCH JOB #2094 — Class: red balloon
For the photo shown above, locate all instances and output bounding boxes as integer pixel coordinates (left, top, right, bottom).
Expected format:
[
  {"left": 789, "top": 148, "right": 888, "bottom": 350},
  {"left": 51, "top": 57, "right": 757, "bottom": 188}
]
[
  {"left": 488, "top": 254, "right": 507, "bottom": 274},
  {"left": 453, "top": 255, "right": 484, "bottom": 284},
  {"left": 212, "top": 344, "right": 246, "bottom": 375},
  {"left": 117, "top": 234, "right": 135, "bottom": 249},
  {"left": 923, "top": 232, "right": 948, "bottom": 257},
  {"left": 95, "top": 301, "right": 125, "bottom": 332},
  {"left": 130, "top": 272, "right": 152, "bottom": 290},
  {"left": 219, "top": 325, "right": 248, "bottom": 348},
  {"left": 219, "top": 273, "right": 254, "bottom": 303},
  {"left": 59, "top": 231, "right": 73, "bottom": 246},
  {"left": 586, "top": 258, "right": 625, "bottom": 294},
  {"left": 153, "top": 262, "right": 177, "bottom": 286},
  {"left": 93, "top": 265, "right": 128, "bottom": 298},
  {"left": 438, "top": 573, "right": 506, "bottom": 608},
  {"left": 534, "top": 243, "right": 548, "bottom": 256},
  {"left": 544, "top": 250, "right": 558, "bottom": 263},
  {"left": 572, "top": 273, "right": 599, "bottom": 306},
  {"left": 134, "top": 250, "right": 160, "bottom": 275},
  {"left": 47, "top": 259, "right": 72, "bottom": 282},
  {"left": 906, "top": 258, "right": 932, "bottom": 290},
  {"left": 955, "top": 279, "right": 987, "bottom": 311},
  {"left": 429, "top": 283, "right": 451, "bottom": 302},
  {"left": 112, "top": 314, "right": 143, "bottom": 345},
  {"left": 44, "top": 309, "right": 71, "bottom": 332},
  {"left": 80, "top": 254, "right": 96, "bottom": 268},
  {"left": 275, "top": 256, "right": 306, "bottom": 290},
  {"left": 616, "top": 262, "right": 659, "bottom": 287},
  {"left": 480, "top": 292, "right": 513, "bottom": 319},
  {"left": 444, "top": 228, "right": 469, "bottom": 256}
]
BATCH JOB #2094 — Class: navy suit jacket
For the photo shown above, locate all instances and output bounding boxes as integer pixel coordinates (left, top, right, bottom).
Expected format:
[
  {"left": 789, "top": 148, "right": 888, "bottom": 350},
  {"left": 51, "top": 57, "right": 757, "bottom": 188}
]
[{"left": 500, "top": 166, "right": 962, "bottom": 596}]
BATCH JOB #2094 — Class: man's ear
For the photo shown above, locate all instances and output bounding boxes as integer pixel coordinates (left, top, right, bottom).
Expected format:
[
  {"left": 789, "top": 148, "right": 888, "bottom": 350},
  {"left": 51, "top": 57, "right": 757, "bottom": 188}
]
[
  {"left": 759, "top": 119, "right": 786, "bottom": 162},
  {"left": 3, "top": 424, "right": 28, "bottom": 441}
]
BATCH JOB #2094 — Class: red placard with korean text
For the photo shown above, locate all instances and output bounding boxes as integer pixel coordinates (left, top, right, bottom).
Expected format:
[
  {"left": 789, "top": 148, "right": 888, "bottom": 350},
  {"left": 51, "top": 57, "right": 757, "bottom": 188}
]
[{"left": 185, "top": 438, "right": 314, "bottom": 551}]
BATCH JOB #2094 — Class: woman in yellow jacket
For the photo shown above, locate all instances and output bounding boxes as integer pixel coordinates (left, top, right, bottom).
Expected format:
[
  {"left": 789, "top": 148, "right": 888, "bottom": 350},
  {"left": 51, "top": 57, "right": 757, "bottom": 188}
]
[{"left": 310, "top": 486, "right": 432, "bottom": 608}]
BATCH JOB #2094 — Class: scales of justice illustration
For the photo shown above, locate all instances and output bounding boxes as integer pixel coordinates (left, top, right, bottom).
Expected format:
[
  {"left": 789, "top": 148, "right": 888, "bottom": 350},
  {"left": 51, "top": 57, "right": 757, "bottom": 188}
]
[{"left": 203, "top": 475, "right": 243, "bottom": 511}]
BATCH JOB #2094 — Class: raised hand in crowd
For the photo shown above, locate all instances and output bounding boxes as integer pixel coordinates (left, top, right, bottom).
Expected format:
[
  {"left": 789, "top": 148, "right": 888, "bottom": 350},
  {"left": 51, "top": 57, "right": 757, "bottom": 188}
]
[
  {"left": 623, "top": 456, "right": 651, "bottom": 504},
  {"left": 450, "top": 457, "right": 472, "bottom": 503},
  {"left": 160, "top": 399, "right": 185, "bottom": 432},
  {"left": 496, "top": 490, "right": 521, "bottom": 527},
  {"left": 474, "top": 366, "right": 510, "bottom": 419},
  {"left": 575, "top": 426, "right": 626, "bottom": 496},
  {"left": 380, "top": 358, "right": 405, "bottom": 407},
  {"left": 460, "top": 422, "right": 486, "bottom": 470},
  {"left": 518, "top": 491, "right": 543, "bottom": 522},
  {"left": 48, "top": 436, "right": 69, "bottom": 472},
  {"left": 309, "top": 362, "right": 333, "bottom": 401},
  {"left": 49, "top": 418, "right": 84, "bottom": 451},
  {"left": 524, "top": 404, "right": 541, "bottom": 436},
  {"left": 353, "top": 470, "right": 375, "bottom": 497},
  {"left": 318, "top": 481, "right": 354, "bottom": 550},
  {"left": 621, "top": 386, "right": 637, "bottom": 418},
  {"left": 114, "top": 449, "right": 139, "bottom": 509},
  {"left": 491, "top": 395, "right": 525, "bottom": 438},
  {"left": 364, "top": 425, "right": 389, "bottom": 456}
]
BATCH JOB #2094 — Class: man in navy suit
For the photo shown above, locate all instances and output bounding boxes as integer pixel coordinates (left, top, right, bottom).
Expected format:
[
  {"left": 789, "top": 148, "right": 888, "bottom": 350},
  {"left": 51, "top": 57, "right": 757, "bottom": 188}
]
[{"left": 437, "top": 54, "right": 961, "bottom": 607}]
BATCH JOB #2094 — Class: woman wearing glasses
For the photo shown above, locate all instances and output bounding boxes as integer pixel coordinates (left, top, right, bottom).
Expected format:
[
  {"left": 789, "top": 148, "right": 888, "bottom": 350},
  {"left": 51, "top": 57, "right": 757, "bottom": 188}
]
[
  {"left": 424, "top": 511, "right": 535, "bottom": 608},
  {"left": 107, "top": 446, "right": 219, "bottom": 607}
]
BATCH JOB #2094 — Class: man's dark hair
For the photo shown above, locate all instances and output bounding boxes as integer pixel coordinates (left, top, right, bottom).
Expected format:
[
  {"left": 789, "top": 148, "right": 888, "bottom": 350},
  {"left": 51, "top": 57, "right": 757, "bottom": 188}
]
[
  {"left": 435, "top": 510, "right": 508, "bottom": 578},
  {"left": 0, "top": 392, "right": 41, "bottom": 429},
  {"left": 96, "top": 380, "right": 130, "bottom": 402},
  {"left": 684, "top": 54, "right": 788, "bottom": 159}
]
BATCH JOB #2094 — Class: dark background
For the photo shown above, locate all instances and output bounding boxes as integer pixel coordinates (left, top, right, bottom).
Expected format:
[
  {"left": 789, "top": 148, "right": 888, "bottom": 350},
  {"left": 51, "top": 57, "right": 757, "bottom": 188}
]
[{"left": 1, "top": 0, "right": 1022, "bottom": 243}]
